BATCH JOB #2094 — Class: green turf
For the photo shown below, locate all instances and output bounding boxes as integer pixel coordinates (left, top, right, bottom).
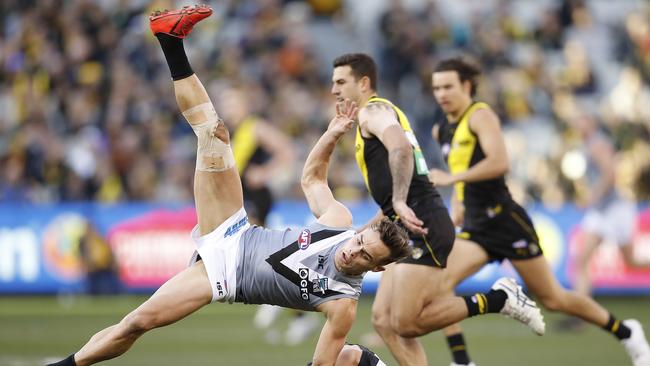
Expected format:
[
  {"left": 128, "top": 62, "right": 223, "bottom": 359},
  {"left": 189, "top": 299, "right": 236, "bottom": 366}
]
[{"left": 1, "top": 295, "right": 648, "bottom": 365}]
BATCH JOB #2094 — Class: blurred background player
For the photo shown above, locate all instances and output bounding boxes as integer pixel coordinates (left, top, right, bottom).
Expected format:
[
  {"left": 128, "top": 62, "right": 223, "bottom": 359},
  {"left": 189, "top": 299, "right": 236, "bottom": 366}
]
[
  {"left": 216, "top": 85, "right": 321, "bottom": 345},
  {"left": 217, "top": 86, "right": 295, "bottom": 228},
  {"left": 78, "top": 222, "right": 120, "bottom": 296},
  {"left": 560, "top": 110, "right": 650, "bottom": 330},
  {"left": 430, "top": 56, "right": 650, "bottom": 366}
]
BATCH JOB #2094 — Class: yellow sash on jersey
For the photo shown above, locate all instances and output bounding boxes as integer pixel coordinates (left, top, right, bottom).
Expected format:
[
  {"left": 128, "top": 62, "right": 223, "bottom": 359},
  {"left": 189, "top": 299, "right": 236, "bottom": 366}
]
[
  {"left": 448, "top": 102, "right": 489, "bottom": 201},
  {"left": 232, "top": 116, "right": 259, "bottom": 175}
]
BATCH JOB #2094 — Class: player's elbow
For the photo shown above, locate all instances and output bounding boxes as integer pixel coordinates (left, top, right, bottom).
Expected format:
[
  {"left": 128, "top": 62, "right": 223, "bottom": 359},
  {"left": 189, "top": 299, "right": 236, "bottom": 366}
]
[
  {"left": 301, "top": 178, "right": 325, "bottom": 199},
  {"left": 300, "top": 170, "right": 320, "bottom": 189},
  {"left": 494, "top": 158, "right": 509, "bottom": 176}
]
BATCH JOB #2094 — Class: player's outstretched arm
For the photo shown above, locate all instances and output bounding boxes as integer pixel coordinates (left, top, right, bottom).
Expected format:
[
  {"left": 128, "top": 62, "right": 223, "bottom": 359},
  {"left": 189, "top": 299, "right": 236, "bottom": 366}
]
[
  {"left": 311, "top": 298, "right": 357, "bottom": 366},
  {"left": 301, "top": 100, "right": 357, "bottom": 228}
]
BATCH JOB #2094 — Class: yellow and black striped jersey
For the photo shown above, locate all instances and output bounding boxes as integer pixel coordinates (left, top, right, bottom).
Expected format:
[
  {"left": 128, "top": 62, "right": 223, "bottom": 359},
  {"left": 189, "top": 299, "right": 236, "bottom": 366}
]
[
  {"left": 355, "top": 96, "right": 445, "bottom": 217},
  {"left": 437, "top": 102, "right": 512, "bottom": 223},
  {"left": 231, "top": 115, "right": 271, "bottom": 176}
]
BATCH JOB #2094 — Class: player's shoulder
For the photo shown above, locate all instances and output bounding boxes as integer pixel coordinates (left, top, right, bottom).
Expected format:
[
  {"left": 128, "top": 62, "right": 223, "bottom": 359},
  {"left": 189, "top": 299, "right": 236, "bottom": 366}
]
[
  {"left": 469, "top": 102, "right": 497, "bottom": 117},
  {"left": 361, "top": 100, "right": 394, "bottom": 115},
  {"left": 468, "top": 102, "right": 500, "bottom": 129}
]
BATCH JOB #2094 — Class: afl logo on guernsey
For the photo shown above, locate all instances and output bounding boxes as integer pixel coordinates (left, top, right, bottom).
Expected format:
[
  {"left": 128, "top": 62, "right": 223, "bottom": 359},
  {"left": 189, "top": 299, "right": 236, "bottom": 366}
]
[{"left": 298, "top": 229, "right": 312, "bottom": 250}]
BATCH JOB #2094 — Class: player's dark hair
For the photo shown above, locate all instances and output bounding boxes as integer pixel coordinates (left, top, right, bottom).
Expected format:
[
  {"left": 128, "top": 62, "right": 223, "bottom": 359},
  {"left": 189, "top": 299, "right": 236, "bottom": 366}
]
[
  {"left": 372, "top": 218, "right": 411, "bottom": 265},
  {"left": 434, "top": 57, "right": 482, "bottom": 97},
  {"left": 332, "top": 53, "right": 378, "bottom": 91}
]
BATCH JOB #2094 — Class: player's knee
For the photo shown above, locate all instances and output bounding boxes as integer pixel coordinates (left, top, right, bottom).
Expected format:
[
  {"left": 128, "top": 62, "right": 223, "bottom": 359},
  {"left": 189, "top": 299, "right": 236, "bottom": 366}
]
[
  {"left": 122, "top": 311, "right": 157, "bottom": 335},
  {"left": 337, "top": 347, "right": 358, "bottom": 365},
  {"left": 391, "top": 313, "right": 424, "bottom": 338},
  {"left": 393, "top": 321, "right": 423, "bottom": 338},
  {"left": 183, "top": 103, "right": 234, "bottom": 172},
  {"left": 371, "top": 310, "right": 392, "bottom": 335},
  {"left": 538, "top": 291, "right": 564, "bottom": 312}
]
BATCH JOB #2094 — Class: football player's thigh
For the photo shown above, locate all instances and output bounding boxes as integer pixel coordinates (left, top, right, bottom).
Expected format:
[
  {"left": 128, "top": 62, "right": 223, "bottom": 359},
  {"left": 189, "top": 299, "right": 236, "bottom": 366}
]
[
  {"left": 444, "top": 238, "right": 490, "bottom": 286},
  {"left": 390, "top": 263, "right": 444, "bottom": 321}
]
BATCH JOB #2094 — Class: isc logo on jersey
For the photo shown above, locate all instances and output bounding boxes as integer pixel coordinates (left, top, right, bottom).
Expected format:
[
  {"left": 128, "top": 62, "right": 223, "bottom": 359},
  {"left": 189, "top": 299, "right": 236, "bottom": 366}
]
[{"left": 298, "top": 229, "right": 311, "bottom": 250}]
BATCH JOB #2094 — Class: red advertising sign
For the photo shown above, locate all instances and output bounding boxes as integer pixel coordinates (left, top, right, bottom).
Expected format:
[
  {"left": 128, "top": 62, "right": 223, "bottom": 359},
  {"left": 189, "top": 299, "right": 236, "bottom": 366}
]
[{"left": 108, "top": 208, "right": 197, "bottom": 288}]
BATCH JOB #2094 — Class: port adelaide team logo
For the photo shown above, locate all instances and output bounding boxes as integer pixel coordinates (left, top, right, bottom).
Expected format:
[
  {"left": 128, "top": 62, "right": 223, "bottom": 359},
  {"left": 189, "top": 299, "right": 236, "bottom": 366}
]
[{"left": 298, "top": 229, "right": 311, "bottom": 250}]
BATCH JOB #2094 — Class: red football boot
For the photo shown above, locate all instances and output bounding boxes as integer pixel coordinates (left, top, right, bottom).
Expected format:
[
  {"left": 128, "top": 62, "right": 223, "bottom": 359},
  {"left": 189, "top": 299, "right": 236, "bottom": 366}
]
[{"left": 149, "top": 4, "right": 213, "bottom": 38}]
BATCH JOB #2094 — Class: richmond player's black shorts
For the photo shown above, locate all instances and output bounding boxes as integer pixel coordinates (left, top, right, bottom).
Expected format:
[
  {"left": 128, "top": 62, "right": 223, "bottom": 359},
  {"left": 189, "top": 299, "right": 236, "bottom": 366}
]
[
  {"left": 398, "top": 206, "right": 455, "bottom": 268},
  {"left": 459, "top": 201, "right": 542, "bottom": 262}
]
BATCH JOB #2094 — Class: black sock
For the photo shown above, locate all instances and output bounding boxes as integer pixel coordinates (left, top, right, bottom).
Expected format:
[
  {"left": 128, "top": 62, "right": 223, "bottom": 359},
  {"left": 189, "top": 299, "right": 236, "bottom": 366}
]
[
  {"left": 155, "top": 33, "right": 194, "bottom": 80},
  {"left": 47, "top": 354, "right": 76, "bottom": 366},
  {"left": 463, "top": 289, "right": 507, "bottom": 317},
  {"left": 603, "top": 314, "right": 631, "bottom": 340},
  {"left": 446, "top": 333, "right": 471, "bottom": 365}
]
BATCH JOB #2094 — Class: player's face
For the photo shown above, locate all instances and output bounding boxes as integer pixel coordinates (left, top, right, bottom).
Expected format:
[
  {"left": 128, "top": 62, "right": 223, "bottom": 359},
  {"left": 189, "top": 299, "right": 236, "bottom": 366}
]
[
  {"left": 331, "top": 66, "right": 363, "bottom": 104},
  {"left": 432, "top": 71, "right": 471, "bottom": 114},
  {"left": 335, "top": 228, "right": 391, "bottom": 276}
]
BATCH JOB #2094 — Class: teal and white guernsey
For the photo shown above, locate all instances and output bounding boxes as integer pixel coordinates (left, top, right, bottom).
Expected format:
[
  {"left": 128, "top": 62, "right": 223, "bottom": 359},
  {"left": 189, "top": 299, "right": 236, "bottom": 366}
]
[{"left": 235, "top": 223, "right": 362, "bottom": 311}]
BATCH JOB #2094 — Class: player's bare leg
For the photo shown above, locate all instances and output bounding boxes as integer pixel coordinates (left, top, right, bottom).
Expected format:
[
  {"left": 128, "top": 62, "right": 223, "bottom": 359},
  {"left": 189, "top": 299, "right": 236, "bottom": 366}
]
[
  {"left": 47, "top": 6, "right": 222, "bottom": 366},
  {"left": 148, "top": 5, "right": 242, "bottom": 234},
  {"left": 174, "top": 74, "right": 243, "bottom": 234},
  {"left": 73, "top": 262, "right": 212, "bottom": 365},
  {"left": 372, "top": 264, "right": 428, "bottom": 366},
  {"left": 417, "top": 239, "right": 490, "bottom": 334},
  {"left": 514, "top": 256, "right": 650, "bottom": 365},
  {"left": 515, "top": 256, "right": 608, "bottom": 324},
  {"left": 371, "top": 240, "right": 484, "bottom": 366},
  {"left": 620, "top": 244, "right": 650, "bottom": 269},
  {"left": 440, "top": 239, "right": 490, "bottom": 366},
  {"left": 574, "top": 232, "right": 602, "bottom": 297}
]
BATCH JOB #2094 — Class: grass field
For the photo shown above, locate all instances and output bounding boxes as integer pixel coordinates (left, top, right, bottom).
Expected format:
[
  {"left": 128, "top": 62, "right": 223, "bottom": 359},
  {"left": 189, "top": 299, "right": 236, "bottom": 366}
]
[{"left": 1, "top": 295, "right": 649, "bottom": 366}]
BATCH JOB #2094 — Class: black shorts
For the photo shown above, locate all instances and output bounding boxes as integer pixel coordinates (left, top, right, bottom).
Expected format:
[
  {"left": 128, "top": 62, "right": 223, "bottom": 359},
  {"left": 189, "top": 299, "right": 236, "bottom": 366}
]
[
  {"left": 460, "top": 202, "right": 542, "bottom": 262},
  {"left": 398, "top": 207, "right": 455, "bottom": 268}
]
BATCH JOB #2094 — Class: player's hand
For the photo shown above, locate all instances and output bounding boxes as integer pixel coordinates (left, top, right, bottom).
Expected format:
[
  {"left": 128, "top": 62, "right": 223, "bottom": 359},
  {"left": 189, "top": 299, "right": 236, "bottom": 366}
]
[
  {"left": 328, "top": 99, "right": 358, "bottom": 137},
  {"left": 429, "top": 168, "right": 455, "bottom": 187},
  {"left": 393, "top": 200, "right": 428, "bottom": 235}
]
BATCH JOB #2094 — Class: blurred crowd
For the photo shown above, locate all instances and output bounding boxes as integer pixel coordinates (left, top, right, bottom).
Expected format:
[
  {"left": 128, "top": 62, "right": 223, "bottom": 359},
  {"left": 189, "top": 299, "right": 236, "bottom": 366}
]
[{"left": 1, "top": 0, "right": 649, "bottom": 208}]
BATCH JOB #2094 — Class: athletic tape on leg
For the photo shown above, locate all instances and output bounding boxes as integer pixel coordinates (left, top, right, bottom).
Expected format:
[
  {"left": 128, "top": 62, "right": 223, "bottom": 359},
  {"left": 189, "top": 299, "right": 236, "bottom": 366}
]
[{"left": 182, "top": 103, "right": 235, "bottom": 172}]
